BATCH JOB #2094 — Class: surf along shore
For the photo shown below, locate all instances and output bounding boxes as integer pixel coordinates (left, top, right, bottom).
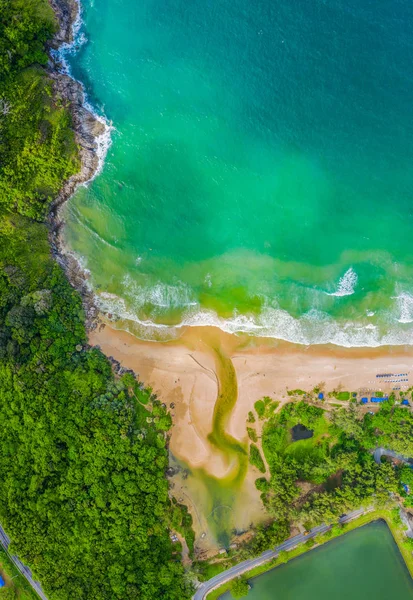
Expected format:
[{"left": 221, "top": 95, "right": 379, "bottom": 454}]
[{"left": 89, "top": 322, "right": 413, "bottom": 556}]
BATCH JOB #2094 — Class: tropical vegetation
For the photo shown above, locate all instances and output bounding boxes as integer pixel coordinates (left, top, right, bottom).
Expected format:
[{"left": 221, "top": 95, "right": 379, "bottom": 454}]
[
  {"left": 0, "top": 1, "right": 191, "bottom": 598},
  {"left": 256, "top": 399, "right": 405, "bottom": 528}
]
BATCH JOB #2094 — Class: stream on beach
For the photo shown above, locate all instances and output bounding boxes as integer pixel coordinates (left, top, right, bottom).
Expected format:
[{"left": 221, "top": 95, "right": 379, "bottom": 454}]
[{"left": 169, "top": 345, "right": 264, "bottom": 553}]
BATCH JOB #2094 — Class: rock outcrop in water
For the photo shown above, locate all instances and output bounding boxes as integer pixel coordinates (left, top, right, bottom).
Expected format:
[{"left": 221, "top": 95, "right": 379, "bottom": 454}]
[
  {"left": 49, "top": 0, "right": 78, "bottom": 47},
  {"left": 48, "top": 71, "right": 105, "bottom": 208}
]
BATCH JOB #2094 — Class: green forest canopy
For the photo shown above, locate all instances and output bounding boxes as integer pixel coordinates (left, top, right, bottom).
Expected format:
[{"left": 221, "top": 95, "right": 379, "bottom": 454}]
[{"left": 0, "top": 1, "right": 191, "bottom": 598}]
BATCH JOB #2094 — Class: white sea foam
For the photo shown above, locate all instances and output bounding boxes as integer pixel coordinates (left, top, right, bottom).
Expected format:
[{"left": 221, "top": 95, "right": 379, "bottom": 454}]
[
  {"left": 95, "top": 288, "right": 413, "bottom": 348},
  {"left": 394, "top": 292, "right": 413, "bottom": 324},
  {"left": 327, "top": 267, "right": 358, "bottom": 297},
  {"left": 51, "top": 0, "right": 113, "bottom": 183},
  {"left": 122, "top": 274, "right": 198, "bottom": 309}
]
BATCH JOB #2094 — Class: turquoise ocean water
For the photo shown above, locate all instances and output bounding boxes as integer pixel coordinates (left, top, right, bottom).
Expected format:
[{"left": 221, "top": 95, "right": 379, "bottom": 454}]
[{"left": 64, "top": 0, "right": 413, "bottom": 346}]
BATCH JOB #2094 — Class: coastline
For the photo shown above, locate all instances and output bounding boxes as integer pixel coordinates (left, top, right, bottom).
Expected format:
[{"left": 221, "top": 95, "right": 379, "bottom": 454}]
[
  {"left": 43, "top": 0, "right": 413, "bottom": 350},
  {"left": 35, "top": 1, "right": 413, "bottom": 593},
  {"left": 43, "top": 0, "right": 413, "bottom": 572},
  {"left": 203, "top": 510, "right": 413, "bottom": 600},
  {"left": 47, "top": 0, "right": 110, "bottom": 330}
]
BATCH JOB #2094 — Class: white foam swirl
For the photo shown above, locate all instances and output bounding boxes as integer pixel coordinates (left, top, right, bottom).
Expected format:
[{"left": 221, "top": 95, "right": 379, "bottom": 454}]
[
  {"left": 327, "top": 267, "right": 358, "bottom": 297},
  {"left": 394, "top": 292, "right": 413, "bottom": 324},
  {"left": 122, "top": 274, "right": 198, "bottom": 309}
]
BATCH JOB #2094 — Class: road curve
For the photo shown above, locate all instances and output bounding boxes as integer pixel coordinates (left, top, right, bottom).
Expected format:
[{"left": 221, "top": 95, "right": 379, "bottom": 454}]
[
  {"left": 0, "top": 524, "right": 47, "bottom": 600},
  {"left": 193, "top": 509, "right": 365, "bottom": 600}
]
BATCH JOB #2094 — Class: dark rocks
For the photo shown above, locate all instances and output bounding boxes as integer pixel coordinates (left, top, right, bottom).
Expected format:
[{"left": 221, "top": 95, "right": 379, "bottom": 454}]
[
  {"left": 47, "top": 0, "right": 108, "bottom": 333},
  {"left": 48, "top": 72, "right": 104, "bottom": 213},
  {"left": 48, "top": 0, "right": 79, "bottom": 48}
]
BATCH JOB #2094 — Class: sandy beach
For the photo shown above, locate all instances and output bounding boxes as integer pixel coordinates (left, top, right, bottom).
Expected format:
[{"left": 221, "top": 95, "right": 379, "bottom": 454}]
[
  {"left": 90, "top": 324, "right": 413, "bottom": 469},
  {"left": 89, "top": 323, "right": 413, "bottom": 550}
]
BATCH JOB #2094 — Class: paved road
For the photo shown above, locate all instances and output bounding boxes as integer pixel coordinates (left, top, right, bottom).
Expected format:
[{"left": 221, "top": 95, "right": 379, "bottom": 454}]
[
  {"left": 0, "top": 525, "right": 47, "bottom": 599},
  {"left": 193, "top": 509, "right": 365, "bottom": 600},
  {"left": 373, "top": 447, "right": 413, "bottom": 465}
]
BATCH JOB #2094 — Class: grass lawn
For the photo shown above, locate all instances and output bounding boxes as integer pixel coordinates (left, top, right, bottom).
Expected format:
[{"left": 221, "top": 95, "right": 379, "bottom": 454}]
[{"left": 283, "top": 413, "right": 336, "bottom": 460}]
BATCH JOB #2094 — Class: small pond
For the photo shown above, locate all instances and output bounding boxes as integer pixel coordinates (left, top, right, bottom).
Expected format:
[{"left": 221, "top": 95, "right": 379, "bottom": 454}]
[{"left": 291, "top": 423, "right": 314, "bottom": 441}]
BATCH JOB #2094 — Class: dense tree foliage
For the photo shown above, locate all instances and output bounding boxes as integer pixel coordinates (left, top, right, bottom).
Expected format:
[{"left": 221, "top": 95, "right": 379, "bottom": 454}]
[
  {"left": 0, "top": 2, "right": 191, "bottom": 598},
  {"left": 0, "top": 0, "right": 54, "bottom": 74},
  {"left": 246, "top": 519, "right": 290, "bottom": 556},
  {"left": 366, "top": 401, "right": 413, "bottom": 455},
  {"left": 249, "top": 444, "right": 266, "bottom": 473},
  {"left": 258, "top": 400, "right": 402, "bottom": 528},
  {"left": 246, "top": 427, "right": 257, "bottom": 443},
  {"left": 229, "top": 577, "right": 249, "bottom": 599},
  {"left": 0, "top": 218, "right": 191, "bottom": 599},
  {"left": 0, "top": 0, "right": 78, "bottom": 219}
]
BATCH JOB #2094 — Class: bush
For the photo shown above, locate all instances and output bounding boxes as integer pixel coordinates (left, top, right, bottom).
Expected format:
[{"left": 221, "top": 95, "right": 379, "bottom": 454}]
[
  {"left": 249, "top": 444, "right": 266, "bottom": 473},
  {"left": 247, "top": 427, "right": 258, "bottom": 442},
  {"left": 255, "top": 477, "right": 270, "bottom": 492},
  {"left": 254, "top": 399, "right": 266, "bottom": 419},
  {"left": 230, "top": 577, "right": 249, "bottom": 599},
  {"left": 0, "top": 590, "right": 17, "bottom": 599}
]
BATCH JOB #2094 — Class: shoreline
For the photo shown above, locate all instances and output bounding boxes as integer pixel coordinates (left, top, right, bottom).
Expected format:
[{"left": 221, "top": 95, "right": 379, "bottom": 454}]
[
  {"left": 47, "top": 0, "right": 110, "bottom": 330},
  {"left": 203, "top": 510, "right": 413, "bottom": 600},
  {"left": 44, "top": 2, "right": 413, "bottom": 350},
  {"left": 45, "top": 0, "right": 413, "bottom": 562}
]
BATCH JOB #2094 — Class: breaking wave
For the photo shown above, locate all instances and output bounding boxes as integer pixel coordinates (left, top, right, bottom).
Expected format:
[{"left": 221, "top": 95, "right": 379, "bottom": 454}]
[
  {"left": 95, "top": 288, "right": 413, "bottom": 348},
  {"left": 326, "top": 267, "right": 358, "bottom": 297},
  {"left": 394, "top": 292, "right": 413, "bottom": 324},
  {"left": 121, "top": 274, "right": 198, "bottom": 309}
]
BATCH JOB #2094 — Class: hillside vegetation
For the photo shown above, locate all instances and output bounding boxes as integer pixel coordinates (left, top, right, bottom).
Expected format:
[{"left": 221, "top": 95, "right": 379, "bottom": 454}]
[
  {"left": 0, "top": 0, "right": 78, "bottom": 219},
  {"left": 0, "top": 1, "right": 190, "bottom": 598}
]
